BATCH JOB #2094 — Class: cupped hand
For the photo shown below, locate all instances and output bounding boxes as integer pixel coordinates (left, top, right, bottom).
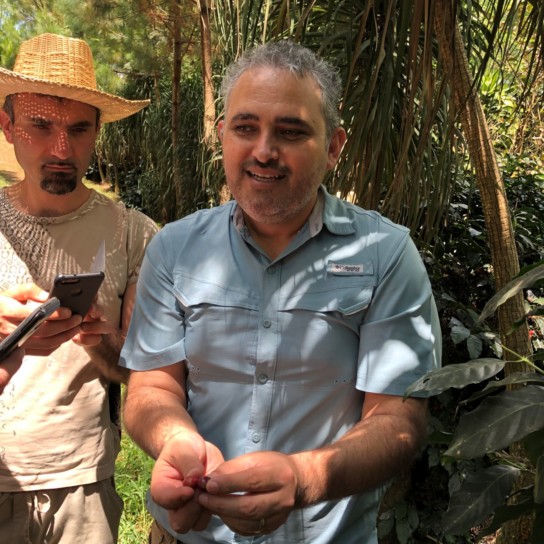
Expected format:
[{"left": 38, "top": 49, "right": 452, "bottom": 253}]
[
  {"left": 151, "top": 430, "right": 224, "bottom": 534},
  {"left": 198, "top": 451, "right": 300, "bottom": 536}
]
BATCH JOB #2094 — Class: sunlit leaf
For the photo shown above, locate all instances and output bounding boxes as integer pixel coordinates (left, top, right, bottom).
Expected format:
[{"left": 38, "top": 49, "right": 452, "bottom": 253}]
[{"left": 405, "top": 359, "right": 504, "bottom": 398}]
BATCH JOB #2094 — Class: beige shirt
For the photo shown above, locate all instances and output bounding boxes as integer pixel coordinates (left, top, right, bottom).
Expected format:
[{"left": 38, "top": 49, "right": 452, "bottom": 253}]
[{"left": 0, "top": 188, "right": 158, "bottom": 490}]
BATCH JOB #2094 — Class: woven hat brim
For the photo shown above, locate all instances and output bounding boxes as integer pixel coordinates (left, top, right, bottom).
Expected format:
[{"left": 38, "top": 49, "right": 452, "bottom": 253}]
[{"left": 0, "top": 68, "right": 150, "bottom": 123}]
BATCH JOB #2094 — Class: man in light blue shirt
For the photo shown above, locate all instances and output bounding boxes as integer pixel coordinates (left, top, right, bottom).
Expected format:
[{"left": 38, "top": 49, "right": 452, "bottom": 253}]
[{"left": 121, "top": 40, "right": 441, "bottom": 544}]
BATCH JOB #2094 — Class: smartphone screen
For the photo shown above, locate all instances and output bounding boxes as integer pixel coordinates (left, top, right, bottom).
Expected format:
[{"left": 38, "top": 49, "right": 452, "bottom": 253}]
[
  {"left": 49, "top": 272, "right": 105, "bottom": 316},
  {"left": 0, "top": 297, "right": 61, "bottom": 360}
]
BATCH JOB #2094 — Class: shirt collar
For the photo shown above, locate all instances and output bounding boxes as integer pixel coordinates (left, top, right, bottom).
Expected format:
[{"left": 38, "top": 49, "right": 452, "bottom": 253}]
[{"left": 320, "top": 185, "right": 357, "bottom": 236}]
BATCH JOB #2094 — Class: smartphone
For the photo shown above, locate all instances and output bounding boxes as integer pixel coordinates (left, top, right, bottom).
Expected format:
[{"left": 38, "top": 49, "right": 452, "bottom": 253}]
[
  {"left": 0, "top": 297, "right": 61, "bottom": 361},
  {"left": 49, "top": 272, "right": 105, "bottom": 316}
]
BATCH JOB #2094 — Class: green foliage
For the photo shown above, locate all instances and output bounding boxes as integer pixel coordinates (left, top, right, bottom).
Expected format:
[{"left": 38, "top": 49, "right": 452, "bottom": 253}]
[
  {"left": 116, "top": 431, "right": 154, "bottom": 543},
  {"left": 97, "top": 66, "right": 214, "bottom": 224},
  {"left": 407, "top": 265, "right": 544, "bottom": 542},
  {"left": 378, "top": 157, "right": 544, "bottom": 542}
]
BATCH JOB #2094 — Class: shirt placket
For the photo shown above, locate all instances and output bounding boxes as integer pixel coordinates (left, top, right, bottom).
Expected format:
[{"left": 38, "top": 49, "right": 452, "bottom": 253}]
[{"left": 245, "top": 261, "right": 281, "bottom": 453}]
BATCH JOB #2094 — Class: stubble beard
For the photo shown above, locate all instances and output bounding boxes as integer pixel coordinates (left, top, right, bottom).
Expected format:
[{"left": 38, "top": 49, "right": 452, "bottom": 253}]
[{"left": 230, "top": 163, "right": 324, "bottom": 226}]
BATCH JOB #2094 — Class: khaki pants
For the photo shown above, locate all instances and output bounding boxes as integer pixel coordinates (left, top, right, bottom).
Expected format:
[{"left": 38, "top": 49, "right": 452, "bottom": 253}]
[
  {"left": 0, "top": 478, "right": 123, "bottom": 544},
  {"left": 149, "top": 520, "right": 180, "bottom": 544}
]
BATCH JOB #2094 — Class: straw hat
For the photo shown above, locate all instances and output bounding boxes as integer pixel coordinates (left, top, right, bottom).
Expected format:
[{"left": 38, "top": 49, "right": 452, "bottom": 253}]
[{"left": 0, "top": 33, "right": 150, "bottom": 123}]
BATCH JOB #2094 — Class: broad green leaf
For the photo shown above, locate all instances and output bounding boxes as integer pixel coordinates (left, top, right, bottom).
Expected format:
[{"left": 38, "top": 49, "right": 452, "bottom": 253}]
[
  {"left": 451, "top": 324, "right": 470, "bottom": 345},
  {"left": 480, "top": 488, "right": 535, "bottom": 536},
  {"left": 536, "top": 456, "right": 544, "bottom": 505},
  {"left": 405, "top": 359, "right": 504, "bottom": 398},
  {"left": 377, "top": 514, "right": 394, "bottom": 539},
  {"left": 479, "top": 263, "right": 544, "bottom": 322},
  {"left": 467, "top": 334, "right": 483, "bottom": 359},
  {"left": 442, "top": 465, "right": 520, "bottom": 534},
  {"left": 445, "top": 386, "right": 544, "bottom": 458},
  {"left": 395, "top": 516, "right": 411, "bottom": 544},
  {"left": 524, "top": 429, "right": 544, "bottom": 466},
  {"left": 463, "top": 372, "right": 544, "bottom": 404}
]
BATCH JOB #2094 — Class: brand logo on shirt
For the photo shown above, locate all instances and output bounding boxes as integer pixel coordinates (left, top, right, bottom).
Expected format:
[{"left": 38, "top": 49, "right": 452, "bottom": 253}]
[{"left": 327, "top": 262, "right": 372, "bottom": 275}]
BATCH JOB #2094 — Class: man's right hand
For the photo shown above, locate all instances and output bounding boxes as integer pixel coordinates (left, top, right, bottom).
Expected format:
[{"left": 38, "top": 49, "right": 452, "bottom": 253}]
[
  {"left": 150, "top": 430, "right": 225, "bottom": 534},
  {"left": 0, "top": 283, "right": 83, "bottom": 356}
]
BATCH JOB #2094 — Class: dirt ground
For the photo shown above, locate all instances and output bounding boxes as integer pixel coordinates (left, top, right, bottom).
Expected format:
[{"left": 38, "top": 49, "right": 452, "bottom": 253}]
[{"left": 0, "top": 129, "right": 24, "bottom": 182}]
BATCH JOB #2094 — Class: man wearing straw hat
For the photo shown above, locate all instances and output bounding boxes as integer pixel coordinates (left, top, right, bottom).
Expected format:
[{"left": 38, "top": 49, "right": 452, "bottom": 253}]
[{"left": 0, "top": 34, "right": 158, "bottom": 543}]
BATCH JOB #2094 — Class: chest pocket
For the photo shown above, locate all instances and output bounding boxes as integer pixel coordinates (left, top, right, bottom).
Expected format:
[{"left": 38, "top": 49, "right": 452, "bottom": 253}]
[
  {"left": 173, "top": 272, "right": 260, "bottom": 377},
  {"left": 278, "top": 275, "right": 376, "bottom": 332},
  {"left": 173, "top": 272, "right": 260, "bottom": 311}
]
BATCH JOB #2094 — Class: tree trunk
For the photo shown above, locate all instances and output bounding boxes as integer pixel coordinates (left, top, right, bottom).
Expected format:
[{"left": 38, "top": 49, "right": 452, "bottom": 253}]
[
  {"left": 170, "top": 0, "right": 185, "bottom": 219},
  {"left": 197, "top": 0, "right": 216, "bottom": 148},
  {"left": 434, "top": 1, "right": 533, "bottom": 542}
]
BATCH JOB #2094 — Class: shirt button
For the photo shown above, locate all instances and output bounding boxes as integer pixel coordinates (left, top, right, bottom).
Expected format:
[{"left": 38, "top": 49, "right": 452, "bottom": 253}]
[
  {"left": 267, "top": 266, "right": 277, "bottom": 274},
  {"left": 263, "top": 320, "right": 272, "bottom": 328},
  {"left": 252, "top": 432, "right": 261, "bottom": 443},
  {"left": 258, "top": 373, "right": 268, "bottom": 384}
]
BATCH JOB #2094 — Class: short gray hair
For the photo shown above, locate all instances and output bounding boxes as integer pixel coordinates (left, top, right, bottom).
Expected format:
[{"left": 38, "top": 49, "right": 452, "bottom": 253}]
[{"left": 221, "top": 41, "right": 342, "bottom": 141}]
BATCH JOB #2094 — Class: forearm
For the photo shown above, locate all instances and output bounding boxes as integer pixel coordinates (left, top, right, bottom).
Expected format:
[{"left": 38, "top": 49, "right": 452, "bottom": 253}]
[
  {"left": 291, "top": 398, "right": 427, "bottom": 506},
  {"left": 123, "top": 372, "right": 199, "bottom": 460},
  {"left": 85, "top": 330, "right": 129, "bottom": 383}
]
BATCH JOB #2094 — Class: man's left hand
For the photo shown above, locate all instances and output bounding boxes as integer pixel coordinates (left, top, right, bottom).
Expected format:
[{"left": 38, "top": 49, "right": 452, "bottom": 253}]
[{"left": 198, "top": 451, "right": 300, "bottom": 536}]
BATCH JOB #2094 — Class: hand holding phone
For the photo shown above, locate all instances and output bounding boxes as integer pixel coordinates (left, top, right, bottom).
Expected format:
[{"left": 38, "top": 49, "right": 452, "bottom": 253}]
[
  {"left": 49, "top": 272, "right": 105, "bottom": 316},
  {"left": 0, "top": 298, "right": 61, "bottom": 360}
]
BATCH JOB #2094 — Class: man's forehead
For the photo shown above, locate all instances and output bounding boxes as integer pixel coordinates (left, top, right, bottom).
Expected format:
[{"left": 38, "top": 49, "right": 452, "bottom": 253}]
[
  {"left": 226, "top": 67, "right": 323, "bottom": 116},
  {"left": 12, "top": 93, "right": 97, "bottom": 121}
]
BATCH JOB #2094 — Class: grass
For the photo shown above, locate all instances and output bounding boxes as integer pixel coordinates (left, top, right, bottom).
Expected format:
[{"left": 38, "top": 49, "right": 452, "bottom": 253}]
[{"left": 116, "top": 431, "right": 154, "bottom": 543}]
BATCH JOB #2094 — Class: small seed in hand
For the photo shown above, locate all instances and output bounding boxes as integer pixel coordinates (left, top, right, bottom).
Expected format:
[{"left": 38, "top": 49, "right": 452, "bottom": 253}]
[{"left": 182, "top": 476, "right": 210, "bottom": 489}]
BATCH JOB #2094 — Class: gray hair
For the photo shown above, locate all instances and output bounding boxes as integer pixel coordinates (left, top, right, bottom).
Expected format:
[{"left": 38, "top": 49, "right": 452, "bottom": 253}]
[{"left": 221, "top": 41, "right": 342, "bottom": 141}]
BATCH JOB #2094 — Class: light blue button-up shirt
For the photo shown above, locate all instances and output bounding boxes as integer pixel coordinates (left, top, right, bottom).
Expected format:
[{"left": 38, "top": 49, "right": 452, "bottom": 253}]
[{"left": 121, "top": 187, "right": 441, "bottom": 543}]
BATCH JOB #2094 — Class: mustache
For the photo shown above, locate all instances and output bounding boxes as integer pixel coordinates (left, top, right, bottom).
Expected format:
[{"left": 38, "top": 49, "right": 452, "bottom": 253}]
[
  {"left": 42, "top": 160, "right": 77, "bottom": 168},
  {"left": 242, "top": 159, "right": 290, "bottom": 174}
]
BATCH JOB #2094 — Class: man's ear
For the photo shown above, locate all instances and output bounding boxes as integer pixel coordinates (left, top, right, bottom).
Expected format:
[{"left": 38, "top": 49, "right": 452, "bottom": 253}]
[
  {"left": 326, "top": 127, "right": 347, "bottom": 170},
  {"left": 217, "top": 119, "right": 225, "bottom": 142},
  {"left": 0, "top": 110, "right": 14, "bottom": 144}
]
